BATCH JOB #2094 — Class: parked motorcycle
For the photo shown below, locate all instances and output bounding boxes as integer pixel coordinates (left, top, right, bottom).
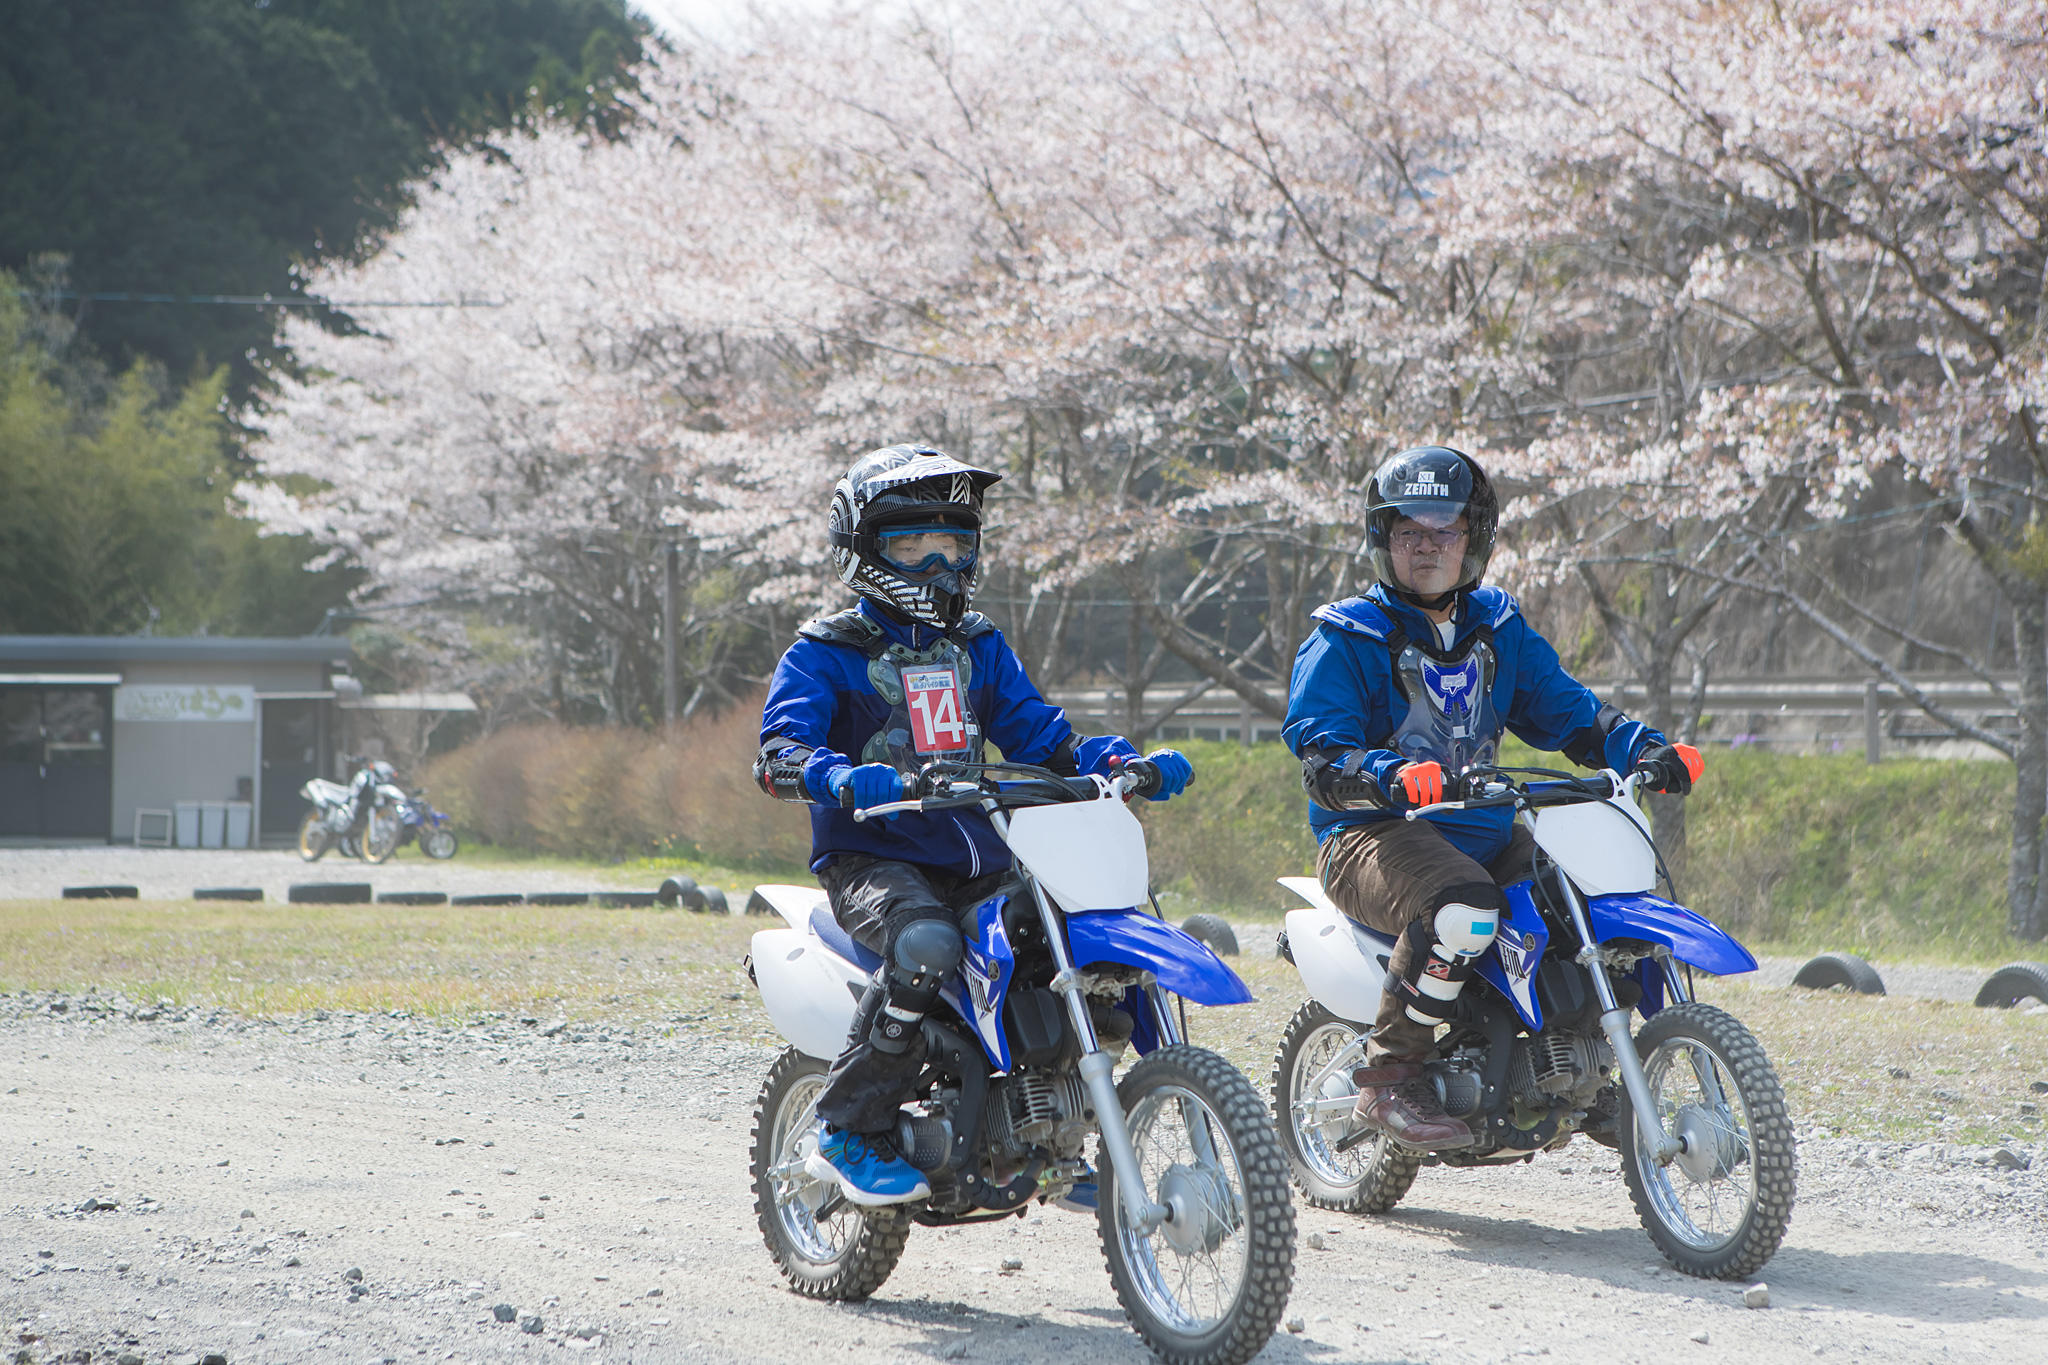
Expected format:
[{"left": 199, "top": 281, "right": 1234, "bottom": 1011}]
[
  {"left": 297, "top": 757, "right": 405, "bottom": 864},
  {"left": 1270, "top": 765, "right": 1794, "bottom": 1279},
  {"left": 745, "top": 759, "right": 1296, "bottom": 1365},
  {"left": 397, "top": 789, "right": 459, "bottom": 860}
]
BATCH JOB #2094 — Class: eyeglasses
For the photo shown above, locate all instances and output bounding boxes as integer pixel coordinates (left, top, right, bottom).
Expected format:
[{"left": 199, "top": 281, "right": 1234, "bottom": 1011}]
[{"left": 1389, "top": 525, "right": 1468, "bottom": 551}]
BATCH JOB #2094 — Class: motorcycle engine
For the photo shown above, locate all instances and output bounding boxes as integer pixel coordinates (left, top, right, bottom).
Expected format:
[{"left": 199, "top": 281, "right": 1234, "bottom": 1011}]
[
  {"left": 985, "top": 1070, "right": 1093, "bottom": 1161},
  {"left": 1509, "top": 1031, "right": 1614, "bottom": 1108}
]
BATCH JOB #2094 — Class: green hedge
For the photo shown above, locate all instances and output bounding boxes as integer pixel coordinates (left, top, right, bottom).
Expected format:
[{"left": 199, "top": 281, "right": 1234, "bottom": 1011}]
[{"left": 1140, "top": 739, "right": 2021, "bottom": 958}]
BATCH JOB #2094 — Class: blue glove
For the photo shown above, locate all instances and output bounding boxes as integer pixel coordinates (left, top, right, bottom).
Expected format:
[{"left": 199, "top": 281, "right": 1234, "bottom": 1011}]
[
  {"left": 825, "top": 762, "right": 905, "bottom": 815},
  {"left": 1142, "top": 749, "right": 1194, "bottom": 801}
]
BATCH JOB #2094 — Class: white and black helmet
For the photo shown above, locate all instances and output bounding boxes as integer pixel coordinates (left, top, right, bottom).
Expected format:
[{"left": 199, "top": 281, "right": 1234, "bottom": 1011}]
[
  {"left": 828, "top": 443, "right": 1001, "bottom": 627},
  {"left": 1364, "top": 445, "right": 1499, "bottom": 600}
]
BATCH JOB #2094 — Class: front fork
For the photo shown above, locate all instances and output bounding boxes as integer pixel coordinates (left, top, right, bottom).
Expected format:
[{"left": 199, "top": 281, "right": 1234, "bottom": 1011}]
[
  {"left": 1550, "top": 869, "right": 1685, "bottom": 1163},
  {"left": 990, "top": 811, "right": 1171, "bottom": 1233}
]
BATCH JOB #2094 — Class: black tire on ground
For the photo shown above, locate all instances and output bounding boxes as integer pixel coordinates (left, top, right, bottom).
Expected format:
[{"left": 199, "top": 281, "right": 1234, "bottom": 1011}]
[
  {"left": 744, "top": 889, "right": 777, "bottom": 917},
  {"left": 1973, "top": 961, "right": 2048, "bottom": 1009},
  {"left": 60, "top": 885, "right": 139, "bottom": 900},
  {"left": 657, "top": 875, "right": 698, "bottom": 908},
  {"left": 527, "top": 892, "right": 591, "bottom": 906},
  {"left": 376, "top": 891, "right": 448, "bottom": 905},
  {"left": 597, "top": 891, "right": 657, "bottom": 908},
  {"left": 1269, "top": 999, "right": 1420, "bottom": 1213},
  {"left": 286, "top": 883, "right": 372, "bottom": 905},
  {"left": 750, "top": 1046, "right": 910, "bottom": 1300},
  {"left": 1098, "top": 1043, "right": 1296, "bottom": 1365},
  {"left": 449, "top": 893, "right": 523, "bottom": 906},
  {"left": 1180, "top": 912, "right": 1240, "bottom": 956},
  {"left": 680, "top": 882, "right": 710, "bottom": 911},
  {"left": 297, "top": 812, "right": 329, "bottom": 862},
  {"left": 701, "top": 886, "right": 729, "bottom": 915},
  {"left": 193, "top": 887, "right": 263, "bottom": 902},
  {"left": 1617, "top": 1001, "right": 1796, "bottom": 1279},
  {"left": 1790, "top": 952, "right": 1886, "bottom": 995}
]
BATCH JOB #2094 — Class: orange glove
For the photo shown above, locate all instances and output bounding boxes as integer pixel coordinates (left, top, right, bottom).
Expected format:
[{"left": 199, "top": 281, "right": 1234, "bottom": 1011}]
[
  {"left": 1635, "top": 743, "right": 1704, "bottom": 795},
  {"left": 1394, "top": 760, "right": 1445, "bottom": 806}
]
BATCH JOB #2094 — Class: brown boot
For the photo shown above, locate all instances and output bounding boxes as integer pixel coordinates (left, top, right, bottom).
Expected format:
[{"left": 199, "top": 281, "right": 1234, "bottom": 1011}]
[{"left": 1352, "top": 1061, "right": 1475, "bottom": 1151}]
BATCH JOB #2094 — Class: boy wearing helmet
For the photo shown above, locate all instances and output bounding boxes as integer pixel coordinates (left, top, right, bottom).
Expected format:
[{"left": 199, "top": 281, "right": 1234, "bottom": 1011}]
[
  {"left": 1282, "top": 446, "right": 1702, "bottom": 1151},
  {"left": 754, "top": 443, "right": 1195, "bottom": 1205}
]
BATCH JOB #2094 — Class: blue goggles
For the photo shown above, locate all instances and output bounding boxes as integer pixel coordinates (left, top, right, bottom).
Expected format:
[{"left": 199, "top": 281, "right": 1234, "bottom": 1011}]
[{"left": 877, "top": 524, "right": 978, "bottom": 576}]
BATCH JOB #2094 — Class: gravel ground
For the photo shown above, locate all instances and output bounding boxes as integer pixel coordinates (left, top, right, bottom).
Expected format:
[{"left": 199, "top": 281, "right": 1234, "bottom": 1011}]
[
  {"left": 0, "top": 848, "right": 682, "bottom": 906},
  {"left": 4, "top": 989, "right": 2046, "bottom": 1365}
]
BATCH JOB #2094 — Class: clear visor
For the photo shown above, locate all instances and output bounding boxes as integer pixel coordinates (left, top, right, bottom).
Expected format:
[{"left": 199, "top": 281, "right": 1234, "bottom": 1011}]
[{"left": 878, "top": 525, "right": 977, "bottom": 576}]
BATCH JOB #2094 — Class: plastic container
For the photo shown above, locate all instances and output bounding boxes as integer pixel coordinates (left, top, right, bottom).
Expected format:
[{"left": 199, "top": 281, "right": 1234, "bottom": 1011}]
[
  {"left": 199, "top": 801, "right": 227, "bottom": 848},
  {"left": 174, "top": 802, "right": 202, "bottom": 849},
  {"left": 223, "top": 801, "right": 252, "bottom": 848}
]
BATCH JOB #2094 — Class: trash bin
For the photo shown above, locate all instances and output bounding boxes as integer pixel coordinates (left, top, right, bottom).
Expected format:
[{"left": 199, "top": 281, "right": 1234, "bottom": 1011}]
[
  {"left": 174, "top": 802, "right": 202, "bottom": 849},
  {"left": 199, "top": 801, "right": 227, "bottom": 848},
  {"left": 223, "top": 801, "right": 253, "bottom": 849}
]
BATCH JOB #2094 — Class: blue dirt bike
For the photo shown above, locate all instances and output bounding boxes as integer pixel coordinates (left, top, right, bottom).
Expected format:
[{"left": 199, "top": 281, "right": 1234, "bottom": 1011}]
[
  {"left": 398, "top": 789, "right": 458, "bottom": 859},
  {"left": 745, "top": 759, "right": 1297, "bottom": 1365},
  {"left": 1271, "top": 765, "right": 1795, "bottom": 1279}
]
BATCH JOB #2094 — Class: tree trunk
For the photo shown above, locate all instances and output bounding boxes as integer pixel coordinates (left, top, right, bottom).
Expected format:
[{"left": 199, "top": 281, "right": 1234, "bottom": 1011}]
[{"left": 2009, "top": 595, "right": 2048, "bottom": 941}]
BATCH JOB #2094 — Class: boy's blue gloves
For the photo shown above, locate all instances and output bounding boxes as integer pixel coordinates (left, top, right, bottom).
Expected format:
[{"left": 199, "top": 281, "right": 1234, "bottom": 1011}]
[
  {"left": 1142, "top": 749, "right": 1194, "bottom": 801},
  {"left": 825, "top": 762, "right": 905, "bottom": 816}
]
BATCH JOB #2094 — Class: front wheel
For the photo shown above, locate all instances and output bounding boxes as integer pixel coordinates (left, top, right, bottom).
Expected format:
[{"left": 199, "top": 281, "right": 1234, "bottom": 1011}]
[
  {"left": 1618, "top": 1001, "right": 1796, "bottom": 1279},
  {"left": 421, "top": 826, "right": 459, "bottom": 860},
  {"left": 1270, "top": 1001, "right": 1421, "bottom": 1213},
  {"left": 1098, "top": 1044, "right": 1296, "bottom": 1365},
  {"left": 361, "top": 807, "right": 402, "bottom": 864},
  {"left": 749, "top": 1047, "right": 909, "bottom": 1300},
  {"left": 297, "top": 812, "right": 330, "bottom": 862}
]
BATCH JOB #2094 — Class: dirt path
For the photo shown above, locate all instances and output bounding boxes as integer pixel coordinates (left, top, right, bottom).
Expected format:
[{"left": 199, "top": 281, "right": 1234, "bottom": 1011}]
[{"left": 4, "top": 998, "right": 2044, "bottom": 1365}]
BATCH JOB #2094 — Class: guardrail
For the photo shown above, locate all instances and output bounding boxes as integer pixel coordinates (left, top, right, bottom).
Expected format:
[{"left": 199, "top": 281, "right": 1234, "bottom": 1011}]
[{"left": 1046, "top": 674, "right": 2022, "bottom": 761}]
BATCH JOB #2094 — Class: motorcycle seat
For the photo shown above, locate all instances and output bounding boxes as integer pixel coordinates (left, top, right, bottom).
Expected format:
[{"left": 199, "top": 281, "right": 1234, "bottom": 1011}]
[{"left": 810, "top": 905, "right": 883, "bottom": 975}]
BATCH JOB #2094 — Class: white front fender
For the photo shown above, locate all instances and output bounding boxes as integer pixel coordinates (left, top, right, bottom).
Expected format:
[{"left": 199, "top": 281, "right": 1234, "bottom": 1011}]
[{"left": 750, "top": 927, "right": 865, "bottom": 1061}]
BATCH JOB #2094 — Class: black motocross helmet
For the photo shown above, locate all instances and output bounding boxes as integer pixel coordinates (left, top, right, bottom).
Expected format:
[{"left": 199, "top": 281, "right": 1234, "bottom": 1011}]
[
  {"left": 827, "top": 443, "right": 1001, "bottom": 628},
  {"left": 1364, "top": 445, "right": 1499, "bottom": 606}
]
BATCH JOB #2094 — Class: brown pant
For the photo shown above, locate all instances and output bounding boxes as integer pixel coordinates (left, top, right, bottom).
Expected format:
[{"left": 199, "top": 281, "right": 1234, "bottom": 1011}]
[{"left": 1316, "top": 819, "right": 1536, "bottom": 1060}]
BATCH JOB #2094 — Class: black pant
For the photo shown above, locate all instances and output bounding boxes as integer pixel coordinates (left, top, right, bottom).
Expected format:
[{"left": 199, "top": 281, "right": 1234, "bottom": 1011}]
[{"left": 811, "top": 855, "right": 1003, "bottom": 1135}]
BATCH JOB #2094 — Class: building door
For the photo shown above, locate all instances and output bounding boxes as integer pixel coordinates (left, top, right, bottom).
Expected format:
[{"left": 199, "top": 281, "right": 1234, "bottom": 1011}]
[
  {"left": 260, "top": 699, "right": 324, "bottom": 838},
  {"left": 0, "top": 687, "right": 113, "bottom": 839}
]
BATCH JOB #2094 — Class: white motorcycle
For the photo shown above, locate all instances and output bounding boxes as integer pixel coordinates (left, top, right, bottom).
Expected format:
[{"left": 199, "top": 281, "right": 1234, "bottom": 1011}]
[
  {"left": 298, "top": 758, "right": 404, "bottom": 864},
  {"left": 1271, "top": 765, "right": 1795, "bottom": 1279},
  {"left": 745, "top": 759, "right": 1297, "bottom": 1365}
]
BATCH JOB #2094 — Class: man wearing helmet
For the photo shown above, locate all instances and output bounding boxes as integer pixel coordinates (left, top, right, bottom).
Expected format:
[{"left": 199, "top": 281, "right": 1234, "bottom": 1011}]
[
  {"left": 1283, "top": 446, "right": 1703, "bottom": 1151},
  {"left": 754, "top": 443, "right": 1195, "bottom": 1205}
]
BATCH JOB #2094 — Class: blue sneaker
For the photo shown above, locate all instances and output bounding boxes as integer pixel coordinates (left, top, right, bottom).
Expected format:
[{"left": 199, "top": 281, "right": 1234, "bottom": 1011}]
[{"left": 806, "top": 1123, "right": 931, "bottom": 1207}]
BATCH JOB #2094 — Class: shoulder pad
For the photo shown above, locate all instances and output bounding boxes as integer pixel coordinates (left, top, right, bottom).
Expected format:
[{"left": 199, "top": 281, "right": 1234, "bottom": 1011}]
[
  {"left": 796, "top": 608, "right": 884, "bottom": 650},
  {"left": 1310, "top": 597, "right": 1397, "bottom": 641},
  {"left": 950, "top": 611, "right": 996, "bottom": 641},
  {"left": 1466, "top": 586, "right": 1521, "bottom": 629}
]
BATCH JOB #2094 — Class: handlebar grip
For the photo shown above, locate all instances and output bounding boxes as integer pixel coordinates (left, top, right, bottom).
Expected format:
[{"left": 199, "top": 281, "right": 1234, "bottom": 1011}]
[
  {"left": 1124, "top": 758, "right": 1161, "bottom": 798},
  {"left": 838, "top": 785, "right": 858, "bottom": 809}
]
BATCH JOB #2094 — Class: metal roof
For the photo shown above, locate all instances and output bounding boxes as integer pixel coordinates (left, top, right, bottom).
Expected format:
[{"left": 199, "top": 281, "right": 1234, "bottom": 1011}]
[{"left": 0, "top": 635, "right": 353, "bottom": 665}]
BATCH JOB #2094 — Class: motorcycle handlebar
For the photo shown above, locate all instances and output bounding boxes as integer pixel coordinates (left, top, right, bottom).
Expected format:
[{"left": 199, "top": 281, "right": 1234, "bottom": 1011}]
[{"left": 1401, "top": 767, "right": 1630, "bottom": 820}]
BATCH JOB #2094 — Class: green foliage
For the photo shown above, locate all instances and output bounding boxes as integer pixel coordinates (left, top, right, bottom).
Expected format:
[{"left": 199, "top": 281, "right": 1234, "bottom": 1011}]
[
  {"left": 0, "top": 0, "right": 648, "bottom": 396},
  {"left": 0, "top": 276, "right": 357, "bottom": 633},
  {"left": 1137, "top": 740, "right": 1318, "bottom": 911}
]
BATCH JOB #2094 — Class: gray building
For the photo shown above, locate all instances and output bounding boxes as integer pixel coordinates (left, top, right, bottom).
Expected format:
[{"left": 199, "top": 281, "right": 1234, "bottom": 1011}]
[{"left": 0, "top": 635, "right": 354, "bottom": 845}]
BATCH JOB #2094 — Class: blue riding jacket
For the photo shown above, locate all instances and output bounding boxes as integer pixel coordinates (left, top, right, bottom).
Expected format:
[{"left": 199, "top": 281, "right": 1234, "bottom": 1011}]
[
  {"left": 1283, "top": 584, "right": 1664, "bottom": 864},
  {"left": 760, "top": 599, "right": 1139, "bottom": 877}
]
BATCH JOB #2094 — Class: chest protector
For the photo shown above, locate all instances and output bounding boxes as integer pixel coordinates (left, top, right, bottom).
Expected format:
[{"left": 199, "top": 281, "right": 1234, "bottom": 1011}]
[
  {"left": 800, "top": 608, "right": 989, "bottom": 773},
  {"left": 1386, "top": 627, "right": 1502, "bottom": 772}
]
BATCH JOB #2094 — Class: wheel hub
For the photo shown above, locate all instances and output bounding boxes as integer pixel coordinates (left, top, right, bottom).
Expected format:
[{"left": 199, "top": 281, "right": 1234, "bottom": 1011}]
[
  {"left": 1155, "top": 1162, "right": 1235, "bottom": 1256},
  {"left": 1670, "top": 1103, "right": 1742, "bottom": 1183}
]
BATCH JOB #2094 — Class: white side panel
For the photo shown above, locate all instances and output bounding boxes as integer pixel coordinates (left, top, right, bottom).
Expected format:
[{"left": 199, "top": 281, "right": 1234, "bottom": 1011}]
[
  {"left": 1278, "top": 875, "right": 1339, "bottom": 914},
  {"left": 750, "top": 883, "right": 830, "bottom": 933},
  {"left": 1531, "top": 796, "right": 1657, "bottom": 895},
  {"left": 1284, "top": 905, "right": 1392, "bottom": 1027},
  {"left": 751, "top": 928, "right": 863, "bottom": 1060},
  {"left": 1004, "top": 794, "right": 1149, "bottom": 910}
]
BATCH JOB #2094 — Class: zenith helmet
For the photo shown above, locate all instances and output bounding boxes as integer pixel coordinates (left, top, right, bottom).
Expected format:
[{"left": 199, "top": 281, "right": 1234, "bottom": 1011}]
[
  {"left": 1364, "top": 445, "right": 1498, "bottom": 602},
  {"left": 828, "top": 443, "right": 1001, "bottom": 627}
]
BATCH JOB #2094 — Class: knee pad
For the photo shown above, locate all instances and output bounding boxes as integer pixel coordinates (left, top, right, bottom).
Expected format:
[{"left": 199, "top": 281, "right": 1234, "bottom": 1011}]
[
  {"left": 1391, "top": 885, "right": 1503, "bottom": 1028},
  {"left": 1432, "top": 893, "right": 1501, "bottom": 961},
  {"left": 870, "top": 918, "right": 962, "bottom": 1055}
]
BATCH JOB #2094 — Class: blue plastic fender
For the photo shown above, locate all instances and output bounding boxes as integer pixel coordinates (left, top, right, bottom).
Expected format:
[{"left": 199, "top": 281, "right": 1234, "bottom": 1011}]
[
  {"left": 1065, "top": 910, "right": 1256, "bottom": 1006},
  {"left": 1585, "top": 893, "right": 1759, "bottom": 976}
]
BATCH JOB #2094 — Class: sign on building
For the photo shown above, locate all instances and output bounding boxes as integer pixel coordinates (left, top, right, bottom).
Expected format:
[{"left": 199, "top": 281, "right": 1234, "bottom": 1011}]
[{"left": 113, "top": 684, "right": 256, "bottom": 723}]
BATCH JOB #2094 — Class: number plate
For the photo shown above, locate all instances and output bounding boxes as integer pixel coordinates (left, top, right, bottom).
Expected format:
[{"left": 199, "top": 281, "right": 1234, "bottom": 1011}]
[{"left": 901, "top": 665, "right": 969, "bottom": 755}]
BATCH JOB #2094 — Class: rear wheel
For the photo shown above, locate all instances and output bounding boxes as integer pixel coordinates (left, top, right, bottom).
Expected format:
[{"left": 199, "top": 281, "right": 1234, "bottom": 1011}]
[
  {"left": 1618, "top": 1002, "right": 1795, "bottom": 1279},
  {"left": 1098, "top": 1044, "right": 1296, "bottom": 1365},
  {"left": 1269, "top": 1001, "right": 1420, "bottom": 1213},
  {"left": 297, "top": 812, "right": 330, "bottom": 862},
  {"left": 749, "top": 1047, "right": 909, "bottom": 1300}
]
